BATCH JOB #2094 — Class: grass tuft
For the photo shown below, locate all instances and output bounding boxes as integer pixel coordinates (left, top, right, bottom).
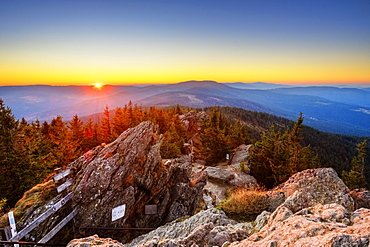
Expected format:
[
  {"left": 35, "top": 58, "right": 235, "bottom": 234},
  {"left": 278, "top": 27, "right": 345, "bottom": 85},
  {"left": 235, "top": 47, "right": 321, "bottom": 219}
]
[{"left": 221, "top": 185, "right": 269, "bottom": 221}]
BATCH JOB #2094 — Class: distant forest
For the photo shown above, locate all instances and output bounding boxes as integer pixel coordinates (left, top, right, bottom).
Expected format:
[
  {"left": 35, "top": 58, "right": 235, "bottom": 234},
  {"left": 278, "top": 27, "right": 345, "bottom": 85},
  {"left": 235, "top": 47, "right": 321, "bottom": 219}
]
[{"left": 0, "top": 99, "right": 369, "bottom": 212}]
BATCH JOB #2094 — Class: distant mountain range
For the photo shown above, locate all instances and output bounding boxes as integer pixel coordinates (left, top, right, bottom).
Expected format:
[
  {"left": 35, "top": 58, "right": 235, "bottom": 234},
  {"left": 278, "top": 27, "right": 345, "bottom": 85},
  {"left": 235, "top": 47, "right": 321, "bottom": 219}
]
[{"left": 1, "top": 81, "right": 370, "bottom": 136}]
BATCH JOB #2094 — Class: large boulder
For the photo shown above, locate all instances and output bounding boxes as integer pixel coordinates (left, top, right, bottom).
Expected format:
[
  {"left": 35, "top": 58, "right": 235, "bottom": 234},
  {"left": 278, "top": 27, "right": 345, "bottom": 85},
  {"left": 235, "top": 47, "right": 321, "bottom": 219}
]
[
  {"left": 16, "top": 121, "right": 206, "bottom": 244},
  {"left": 67, "top": 235, "right": 124, "bottom": 247},
  {"left": 229, "top": 144, "right": 252, "bottom": 172},
  {"left": 230, "top": 204, "right": 370, "bottom": 246},
  {"left": 273, "top": 168, "right": 354, "bottom": 213},
  {"left": 202, "top": 163, "right": 256, "bottom": 207},
  {"left": 350, "top": 188, "right": 370, "bottom": 210},
  {"left": 125, "top": 208, "right": 252, "bottom": 247}
]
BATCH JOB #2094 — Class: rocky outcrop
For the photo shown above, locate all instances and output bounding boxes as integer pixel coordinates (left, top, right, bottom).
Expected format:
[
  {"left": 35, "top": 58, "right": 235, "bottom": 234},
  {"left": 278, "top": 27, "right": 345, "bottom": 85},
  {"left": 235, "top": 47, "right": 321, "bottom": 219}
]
[
  {"left": 228, "top": 168, "right": 365, "bottom": 247},
  {"left": 351, "top": 188, "right": 370, "bottom": 210},
  {"left": 199, "top": 145, "right": 257, "bottom": 208},
  {"left": 230, "top": 204, "right": 370, "bottom": 247},
  {"left": 273, "top": 168, "right": 354, "bottom": 213},
  {"left": 229, "top": 144, "right": 252, "bottom": 172},
  {"left": 16, "top": 121, "right": 206, "bottom": 244},
  {"left": 202, "top": 165, "right": 256, "bottom": 207},
  {"left": 125, "top": 208, "right": 252, "bottom": 247},
  {"left": 65, "top": 167, "right": 369, "bottom": 247},
  {"left": 67, "top": 234, "right": 124, "bottom": 247},
  {"left": 71, "top": 122, "right": 205, "bottom": 243}
]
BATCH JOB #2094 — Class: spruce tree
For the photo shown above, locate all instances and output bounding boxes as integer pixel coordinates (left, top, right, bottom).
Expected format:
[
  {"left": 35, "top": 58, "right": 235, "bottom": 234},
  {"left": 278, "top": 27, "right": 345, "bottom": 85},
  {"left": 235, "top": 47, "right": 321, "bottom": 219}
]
[
  {"left": 68, "top": 115, "right": 84, "bottom": 154},
  {"left": 342, "top": 140, "right": 367, "bottom": 190},
  {"left": 249, "top": 114, "right": 318, "bottom": 188},
  {"left": 101, "top": 106, "right": 111, "bottom": 143},
  {"left": 0, "top": 99, "right": 19, "bottom": 207}
]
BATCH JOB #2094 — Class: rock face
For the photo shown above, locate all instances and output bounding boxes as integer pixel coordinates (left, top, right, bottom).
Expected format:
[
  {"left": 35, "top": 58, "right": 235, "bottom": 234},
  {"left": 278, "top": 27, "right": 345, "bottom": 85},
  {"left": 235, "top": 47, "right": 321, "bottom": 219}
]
[
  {"left": 70, "top": 122, "right": 205, "bottom": 243},
  {"left": 230, "top": 204, "right": 370, "bottom": 247},
  {"left": 229, "top": 144, "right": 252, "bottom": 172},
  {"left": 125, "top": 208, "right": 252, "bottom": 247},
  {"left": 17, "top": 121, "right": 206, "bottom": 244}
]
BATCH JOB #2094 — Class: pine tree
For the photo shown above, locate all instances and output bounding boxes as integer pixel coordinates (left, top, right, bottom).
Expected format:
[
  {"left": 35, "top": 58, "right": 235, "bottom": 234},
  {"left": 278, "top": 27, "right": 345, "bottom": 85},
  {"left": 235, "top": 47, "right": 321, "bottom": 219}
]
[
  {"left": 49, "top": 116, "right": 77, "bottom": 168},
  {"left": 101, "top": 106, "right": 111, "bottom": 143},
  {"left": 82, "top": 119, "right": 101, "bottom": 149},
  {"left": 200, "top": 109, "right": 232, "bottom": 164},
  {"left": 160, "top": 123, "right": 183, "bottom": 158},
  {"left": 0, "top": 99, "right": 19, "bottom": 207},
  {"left": 229, "top": 119, "right": 250, "bottom": 147},
  {"left": 342, "top": 140, "right": 367, "bottom": 190},
  {"left": 249, "top": 114, "right": 319, "bottom": 188},
  {"left": 68, "top": 115, "right": 84, "bottom": 154},
  {"left": 112, "top": 107, "right": 128, "bottom": 139}
]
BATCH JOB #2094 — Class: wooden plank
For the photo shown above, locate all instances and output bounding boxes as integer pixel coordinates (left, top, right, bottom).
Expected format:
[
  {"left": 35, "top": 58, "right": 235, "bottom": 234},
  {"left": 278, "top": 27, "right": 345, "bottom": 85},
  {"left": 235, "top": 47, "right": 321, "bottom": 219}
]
[
  {"left": 9, "top": 192, "right": 73, "bottom": 241},
  {"left": 38, "top": 209, "right": 77, "bottom": 244},
  {"left": 53, "top": 169, "right": 70, "bottom": 182},
  {"left": 56, "top": 179, "right": 72, "bottom": 193},
  {"left": 0, "top": 226, "right": 12, "bottom": 241}
]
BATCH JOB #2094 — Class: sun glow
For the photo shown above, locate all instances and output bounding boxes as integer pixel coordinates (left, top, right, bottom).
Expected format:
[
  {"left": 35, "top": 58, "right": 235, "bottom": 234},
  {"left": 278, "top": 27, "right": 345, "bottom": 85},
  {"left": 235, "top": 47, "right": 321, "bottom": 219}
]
[{"left": 93, "top": 82, "right": 103, "bottom": 89}]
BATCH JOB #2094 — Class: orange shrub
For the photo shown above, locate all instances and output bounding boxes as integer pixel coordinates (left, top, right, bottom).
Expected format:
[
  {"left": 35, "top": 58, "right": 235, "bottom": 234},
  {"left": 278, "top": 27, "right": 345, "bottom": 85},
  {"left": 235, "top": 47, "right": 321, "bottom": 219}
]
[{"left": 222, "top": 186, "right": 269, "bottom": 221}]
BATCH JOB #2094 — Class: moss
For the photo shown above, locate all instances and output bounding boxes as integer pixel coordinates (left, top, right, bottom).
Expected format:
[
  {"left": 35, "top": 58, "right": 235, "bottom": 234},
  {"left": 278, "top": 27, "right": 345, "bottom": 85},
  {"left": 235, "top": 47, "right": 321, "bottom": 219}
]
[
  {"left": 174, "top": 215, "right": 190, "bottom": 222},
  {"left": 239, "top": 161, "right": 250, "bottom": 173},
  {"left": 0, "top": 179, "right": 57, "bottom": 228}
]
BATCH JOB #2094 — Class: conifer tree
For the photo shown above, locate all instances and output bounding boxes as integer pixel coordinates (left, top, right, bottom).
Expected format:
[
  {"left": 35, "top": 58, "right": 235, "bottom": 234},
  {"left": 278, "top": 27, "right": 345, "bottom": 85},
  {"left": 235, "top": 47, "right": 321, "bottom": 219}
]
[
  {"left": 229, "top": 119, "right": 250, "bottom": 147},
  {"left": 0, "top": 99, "right": 19, "bottom": 207},
  {"left": 342, "top": 140, "right": 367, "bottom": 190},
  {"left": 112, "top": 107, "right": 128, "bottom": 139},
  {"left": 68, "top": 115, "right": 84, "bottom": 154},
  {"left": 49, "top": 116, "right": 77, "bottom": 167},
  {"left": 200, "top": 109, "right": 232, "bottom": 164},
  {"left": 101, "top": 106, "right": 111, "bottom": 143},
  {"left": 160, "top": 123, "right": 183, "bottom": 158},
  {"left": 249, "top": 114, "right": 318, "bottom": 188}
]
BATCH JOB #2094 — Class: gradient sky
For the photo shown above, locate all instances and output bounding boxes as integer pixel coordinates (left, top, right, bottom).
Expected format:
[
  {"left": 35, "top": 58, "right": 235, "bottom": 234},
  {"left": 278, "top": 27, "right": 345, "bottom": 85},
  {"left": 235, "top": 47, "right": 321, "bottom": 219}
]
[{"left": 0, "top": 0, "right": 369, "bottom": 86}]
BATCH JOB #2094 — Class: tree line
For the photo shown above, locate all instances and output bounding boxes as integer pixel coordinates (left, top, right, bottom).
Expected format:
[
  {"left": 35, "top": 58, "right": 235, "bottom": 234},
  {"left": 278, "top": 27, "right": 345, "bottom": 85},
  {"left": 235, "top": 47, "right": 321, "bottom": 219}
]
[
  {"left": 0, "top": 100, "right": 190, "bottom": 210},
  {"left": 1, "top": 101, "right": 368, "bottom": 212}
]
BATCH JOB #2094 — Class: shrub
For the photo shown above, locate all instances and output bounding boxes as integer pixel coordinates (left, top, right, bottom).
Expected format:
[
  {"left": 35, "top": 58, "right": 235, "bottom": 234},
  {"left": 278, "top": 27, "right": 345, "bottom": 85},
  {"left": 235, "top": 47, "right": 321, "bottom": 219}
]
[
  {"left": 239, "top": 161, "right": 249, "bottom": 173},
  {"left": 221, "top": 186, "right": 269, "bottom": 221}
]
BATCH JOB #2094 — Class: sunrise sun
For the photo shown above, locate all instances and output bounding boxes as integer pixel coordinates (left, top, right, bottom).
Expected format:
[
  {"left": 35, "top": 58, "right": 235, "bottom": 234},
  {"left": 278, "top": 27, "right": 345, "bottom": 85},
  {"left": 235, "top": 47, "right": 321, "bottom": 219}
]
[{"left": 93, "top": 82, "right": 103, "bottom": 89}]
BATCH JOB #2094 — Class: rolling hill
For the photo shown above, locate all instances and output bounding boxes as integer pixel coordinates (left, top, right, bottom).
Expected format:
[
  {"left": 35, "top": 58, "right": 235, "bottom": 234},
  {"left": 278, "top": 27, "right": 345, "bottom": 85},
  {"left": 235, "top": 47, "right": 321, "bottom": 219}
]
[{"left": 1, "top": 81, "right": 369, "bottom": 136}]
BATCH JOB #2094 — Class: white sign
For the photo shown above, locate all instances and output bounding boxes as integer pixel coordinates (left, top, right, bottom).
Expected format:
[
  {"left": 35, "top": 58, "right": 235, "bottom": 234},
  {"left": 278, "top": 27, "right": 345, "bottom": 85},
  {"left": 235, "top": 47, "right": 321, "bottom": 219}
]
[
  {"left": 112, "top": 204, "right": 126, "bottom": 221},
  {"left": 8, "top": 211, "right": 19, "bottom": 247}
]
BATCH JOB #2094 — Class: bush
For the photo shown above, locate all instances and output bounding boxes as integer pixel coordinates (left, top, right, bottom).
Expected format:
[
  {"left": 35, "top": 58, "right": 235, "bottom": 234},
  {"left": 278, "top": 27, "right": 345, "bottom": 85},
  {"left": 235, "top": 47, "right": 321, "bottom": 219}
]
[{"left": 221, "top": 186, "right": 269, "bottom": 221}]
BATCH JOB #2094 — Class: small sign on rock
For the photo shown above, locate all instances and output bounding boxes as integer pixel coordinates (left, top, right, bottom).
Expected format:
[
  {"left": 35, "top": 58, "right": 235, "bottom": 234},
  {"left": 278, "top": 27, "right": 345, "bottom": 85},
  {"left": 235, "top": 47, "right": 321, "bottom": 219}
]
[{"left": 112, "top": 204, "right": 126, "bottom": 221}]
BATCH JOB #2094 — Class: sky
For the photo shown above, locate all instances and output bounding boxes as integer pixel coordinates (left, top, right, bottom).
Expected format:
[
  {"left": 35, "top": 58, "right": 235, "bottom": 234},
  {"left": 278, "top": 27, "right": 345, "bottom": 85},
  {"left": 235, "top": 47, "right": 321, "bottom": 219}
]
[{"left": 0, "top": 0, "right": 369, "bottom": 86}]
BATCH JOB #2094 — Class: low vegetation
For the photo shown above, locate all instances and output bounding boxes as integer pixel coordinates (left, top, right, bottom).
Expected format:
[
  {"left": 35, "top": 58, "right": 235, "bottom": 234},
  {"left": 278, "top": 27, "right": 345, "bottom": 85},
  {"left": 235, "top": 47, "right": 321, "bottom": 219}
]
[
  {"left": 0, "top": 175, "right": 57, "bottom": 228},
  {"left": 221, "top": 185, "right": 269, "bottom": 221}
]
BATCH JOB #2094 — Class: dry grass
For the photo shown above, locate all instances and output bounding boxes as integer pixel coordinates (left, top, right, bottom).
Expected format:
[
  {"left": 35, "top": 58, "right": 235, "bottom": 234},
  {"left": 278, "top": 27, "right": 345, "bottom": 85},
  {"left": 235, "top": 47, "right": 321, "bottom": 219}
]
[
  {"left": 0, "top": 178, "right": 57, "bottom": 228},
  {"left": 222, "top": 185, "right": 269, "bottom": 221}
]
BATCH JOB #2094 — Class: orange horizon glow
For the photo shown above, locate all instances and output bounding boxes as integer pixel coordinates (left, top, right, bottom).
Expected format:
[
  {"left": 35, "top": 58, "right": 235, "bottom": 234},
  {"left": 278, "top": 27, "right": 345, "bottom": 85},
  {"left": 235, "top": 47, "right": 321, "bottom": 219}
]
[
  {"left": 1, "top": 1, "right": 369, "bottom": 88},
  {"left": 1, "top": 79, "right": 369, "bottom": 87}
]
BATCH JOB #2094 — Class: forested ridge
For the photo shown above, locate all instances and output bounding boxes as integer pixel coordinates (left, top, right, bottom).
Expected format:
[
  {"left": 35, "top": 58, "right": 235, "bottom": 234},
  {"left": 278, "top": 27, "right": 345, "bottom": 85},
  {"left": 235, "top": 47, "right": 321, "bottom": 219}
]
[{"left": 0, "top": 100, "right": 369, "bottom": 213}]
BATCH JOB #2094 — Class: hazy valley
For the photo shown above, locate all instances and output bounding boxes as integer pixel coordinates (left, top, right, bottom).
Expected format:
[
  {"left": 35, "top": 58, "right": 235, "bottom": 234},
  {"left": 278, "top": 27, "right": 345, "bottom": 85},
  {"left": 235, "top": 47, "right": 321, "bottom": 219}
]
[{"left": 1, "top": 81, "right": 370, "bottom": 136}]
